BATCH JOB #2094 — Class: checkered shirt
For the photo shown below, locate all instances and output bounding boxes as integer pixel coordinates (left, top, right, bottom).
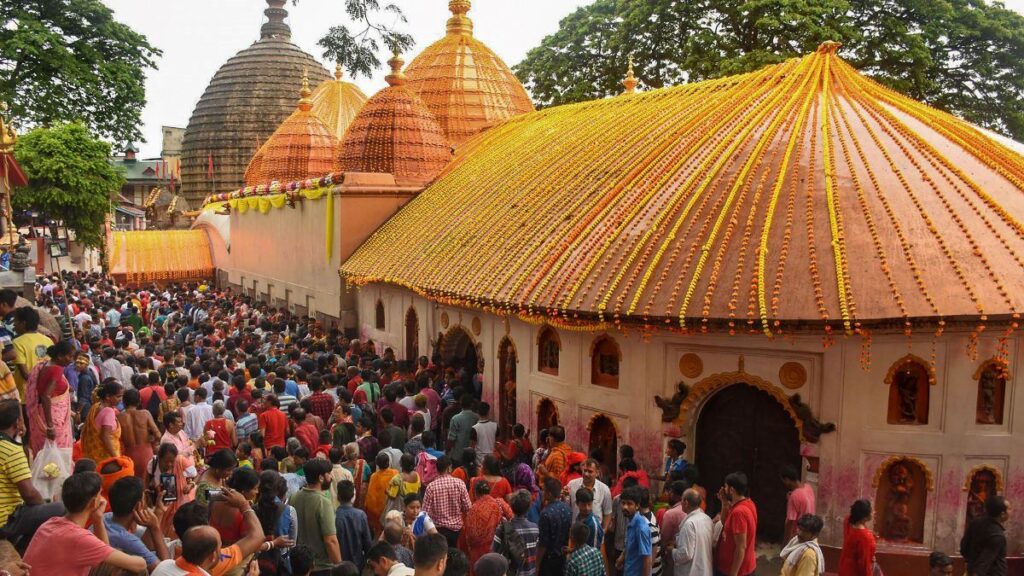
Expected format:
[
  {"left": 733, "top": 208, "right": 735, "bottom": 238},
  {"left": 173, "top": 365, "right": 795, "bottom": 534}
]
[
  {"left": 566, "top": 545, "right": 606, "bottom": 576},
  {"left": 423, "top": 474, "right": 471, "bottom": 531}
]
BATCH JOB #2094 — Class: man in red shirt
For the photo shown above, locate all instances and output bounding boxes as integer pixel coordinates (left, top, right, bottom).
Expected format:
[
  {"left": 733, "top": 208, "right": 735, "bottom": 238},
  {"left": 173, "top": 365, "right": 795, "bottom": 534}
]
[
  {"left": 305, "top": 375, "right": 335, "bottom": 423},
  {"left": 257, "top": 394, "right": 288, "bottom": 449},
  {"left": 715, "top": 472, "right": 757, "bottom": 576},
  {"left": 292, "top": 408, "right": 319, "bottom": 455},
  {"left": 781, "top": 464, "right": 815, "bottom": 540}
]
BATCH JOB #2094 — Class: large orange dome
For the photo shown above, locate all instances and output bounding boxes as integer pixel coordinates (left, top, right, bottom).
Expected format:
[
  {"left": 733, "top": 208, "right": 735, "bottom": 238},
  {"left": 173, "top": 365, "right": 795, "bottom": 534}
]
[
  {"left": 310, "top": 64, "right": 369, "bottom": 140},
  {"left": 404, "top": 0, "right": 534, "bottom": 147},
  {"left": 338, "top": 53, "right": 452, "bottom": 186},
  {"left": 244, "top": 76, "right": 338, "bottom": 186}
]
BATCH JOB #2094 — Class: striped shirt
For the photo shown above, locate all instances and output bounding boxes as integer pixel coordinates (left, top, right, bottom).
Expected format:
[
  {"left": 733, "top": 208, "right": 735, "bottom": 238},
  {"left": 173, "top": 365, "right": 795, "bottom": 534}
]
[
  {"left": 235, "top": 414, "right": 258, "bottom": 442},
  {"left": 492, "top": 516, "right": 539, "bottom": 576},
  {"left": 0, "top": 437, "right": 31, "bottom": 524}
]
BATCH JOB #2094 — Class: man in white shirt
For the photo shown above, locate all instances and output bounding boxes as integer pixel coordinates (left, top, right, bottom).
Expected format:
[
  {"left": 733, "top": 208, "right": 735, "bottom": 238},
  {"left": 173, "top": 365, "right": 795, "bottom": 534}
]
[
  {"left": 470, "top": 402, "right": 498, "bottom": 465},
  {"left": 567, "top": 458, "right": 613, "bottom": 528},
  {"left": 670, "top": 489, "right": 713, "bottom": 576},
  {"left": 184, "top": 387, "right": 214, "bottom": 441}
]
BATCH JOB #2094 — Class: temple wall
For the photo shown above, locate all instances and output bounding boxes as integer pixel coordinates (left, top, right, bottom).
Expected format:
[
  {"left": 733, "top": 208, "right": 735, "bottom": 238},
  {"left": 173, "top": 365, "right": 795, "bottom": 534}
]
[
  {"left": 358, "top": 283, "right": 1023, "bottom": 555},
  {"left": 219, "top": 197, "right": 346, "bottom": 325}
]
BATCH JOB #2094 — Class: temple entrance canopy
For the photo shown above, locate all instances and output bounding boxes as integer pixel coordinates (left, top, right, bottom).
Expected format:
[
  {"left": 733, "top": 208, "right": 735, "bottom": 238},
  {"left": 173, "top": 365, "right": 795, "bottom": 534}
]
[{"left": 696, "top": 383, "right": 801, "bottom": 544}]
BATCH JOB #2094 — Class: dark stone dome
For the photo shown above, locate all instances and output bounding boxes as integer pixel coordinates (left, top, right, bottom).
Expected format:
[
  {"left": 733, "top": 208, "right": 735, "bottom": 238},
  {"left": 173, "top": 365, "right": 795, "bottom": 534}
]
[{"left": 180, "top": 0, "right": 330, "bottom": 205}]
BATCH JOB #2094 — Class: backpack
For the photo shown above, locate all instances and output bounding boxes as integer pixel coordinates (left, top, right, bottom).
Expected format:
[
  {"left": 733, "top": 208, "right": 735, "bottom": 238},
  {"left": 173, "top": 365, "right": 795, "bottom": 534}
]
[
  {"left": 143, "top": 386, "right": 162, "bottom": 422},
  {"left": 495, "top": 520, "right": 527, "bottom": 576},
  {"left": 416, "top": 451, "right": 439, "bottom": 486}
]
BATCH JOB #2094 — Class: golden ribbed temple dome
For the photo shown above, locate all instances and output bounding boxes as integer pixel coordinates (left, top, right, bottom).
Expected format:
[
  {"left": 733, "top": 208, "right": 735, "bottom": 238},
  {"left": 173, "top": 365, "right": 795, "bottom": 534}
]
[
  {"left": 337, "top": 53, "right": 452, "bottom": 186},
  {"left": 404, "top": 0, "right": 535, "bottom": 147},
  {"left": 343, "top": 43, "right": 1024, "bottom": 335},
  {"left": 310, "top": 64, "right": 369, "bottom": 140},
  {"left": 180, "top": 0, "right": 330, "bottom": 204},
  {"left": 244, "top": 75, "right": 338, "bottom": 186}
]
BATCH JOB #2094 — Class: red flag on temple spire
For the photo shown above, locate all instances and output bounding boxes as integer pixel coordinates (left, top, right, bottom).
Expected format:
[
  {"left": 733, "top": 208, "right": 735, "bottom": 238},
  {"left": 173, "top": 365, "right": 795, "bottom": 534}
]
[{"left": 208, "top": 153, "right": 214, "bottom": 178}]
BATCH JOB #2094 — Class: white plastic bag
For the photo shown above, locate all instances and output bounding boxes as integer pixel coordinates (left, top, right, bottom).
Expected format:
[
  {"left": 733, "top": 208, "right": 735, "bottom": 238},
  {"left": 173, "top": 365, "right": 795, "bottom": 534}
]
[{"left": 31, "top": 440, "right": 72, "bottom": 502}]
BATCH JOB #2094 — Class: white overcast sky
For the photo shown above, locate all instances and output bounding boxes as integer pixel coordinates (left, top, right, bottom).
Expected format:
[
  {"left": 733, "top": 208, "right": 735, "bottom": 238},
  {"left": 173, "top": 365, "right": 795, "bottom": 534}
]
[
  {"left": 102, "top": 0, "right": 595, "bottom": 156},
  {"left": 104, "top": 0, "right": 1024, "bottom": 157}
]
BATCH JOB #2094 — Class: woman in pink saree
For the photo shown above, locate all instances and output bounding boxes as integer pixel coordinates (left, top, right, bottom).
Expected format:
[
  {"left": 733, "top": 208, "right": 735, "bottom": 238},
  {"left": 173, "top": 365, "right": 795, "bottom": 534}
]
[{"left": 25, "top": 341, "right": 76, "bottom": 456}]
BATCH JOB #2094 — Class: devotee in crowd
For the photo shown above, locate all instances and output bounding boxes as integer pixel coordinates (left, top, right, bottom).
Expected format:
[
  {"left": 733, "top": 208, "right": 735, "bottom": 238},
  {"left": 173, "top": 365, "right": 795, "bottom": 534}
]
[
  {"left": 960, "top": 495, "right": 1010, "bottom": 576},
  {"left": 778, "top": 514, "right": 824, "bottom": 576},
  {"left": 117, "top": 386, "right": 162, "bottom": 483},
  {"left": 715, "top": 472, "right": 757, "bottom": 576},
  {"left": 781, "top": 465, "right": 815, "bottom": 541},
  {"left": 928, "top": 551, "right": 954, "bottom": 576},
  {"left": 565, "top": 521, "right": 606, "bottom": 576},
  {"left": 668, "top": 488, "right": 713, "bottom": 576},
  {"left": 838, "top": 500, "right": 876, "bottom": 576}
]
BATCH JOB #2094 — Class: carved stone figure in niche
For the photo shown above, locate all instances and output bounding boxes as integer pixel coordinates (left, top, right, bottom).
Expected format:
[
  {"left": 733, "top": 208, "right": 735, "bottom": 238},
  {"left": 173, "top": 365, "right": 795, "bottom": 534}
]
[
  {"left": 966, "top": 470, "right": 997, "bottom": 524},
  {"left": 882, "top": 462, "right": 915, "bottom": 541},
  {"left": 976, "top": 364, "right": 1006, "bottom": 425},
  {"left": 895, "top": 371, "right": 919, "bottom": 423},
  {"left": 788, "top": 394, "right": 836, "bottom": 443},
  {"left": 655, "top": 381, "right": 689, "bottom": 422}
]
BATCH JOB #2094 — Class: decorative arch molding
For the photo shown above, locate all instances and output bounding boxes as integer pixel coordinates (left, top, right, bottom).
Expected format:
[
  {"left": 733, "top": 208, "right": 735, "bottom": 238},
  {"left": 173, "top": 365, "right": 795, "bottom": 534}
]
[
  {"left": 673, "top": 370, "right": 806, "bottom": 442},
  {"left": 884, "top": 354, "right": 937, "bottom": 385},
  {"left": 535, "top": 324, "right": 562, "bottom": 348},
  {"left": 963, "top": 465, "right": 1005, "bottom": 493},
  {"left": 498, "top": 336, "right": 519, "bottom": 363},
  {"left": 588, "top": 334, "right": 623, "bottom": 361},
  {"left": 536, "top": 397, "right": 560, "bottom": 426},
  {"left": 872, "top": 455, "right": 935, "bottom": 491},
  {"left": 586, "top": 412, "right": 623, "bottom": 439},
  {"left": 973, "top": 357, "right": 1011, "bottom": 381}
]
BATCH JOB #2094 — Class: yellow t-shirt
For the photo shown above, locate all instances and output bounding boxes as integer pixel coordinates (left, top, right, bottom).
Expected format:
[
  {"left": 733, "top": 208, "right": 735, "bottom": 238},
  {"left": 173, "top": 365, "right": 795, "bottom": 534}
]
[
  {"left": 0, "top": 437, "right": 31, "bottom": 525},
  {"left": 12, "top": 332, "right": 52, "bottom": 402}
]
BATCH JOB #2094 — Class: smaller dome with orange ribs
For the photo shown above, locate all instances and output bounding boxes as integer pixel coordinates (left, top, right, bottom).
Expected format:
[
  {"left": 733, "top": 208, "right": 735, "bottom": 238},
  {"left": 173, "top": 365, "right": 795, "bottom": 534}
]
[
  {"left": 338, "top": 52, "right": 452, "bottom": 186},
  {"left": 244, "top": 73, "right": 338, "bottom": 186},
  {"left": 310, "top": 63, "right": 369, "bottom": 140}
]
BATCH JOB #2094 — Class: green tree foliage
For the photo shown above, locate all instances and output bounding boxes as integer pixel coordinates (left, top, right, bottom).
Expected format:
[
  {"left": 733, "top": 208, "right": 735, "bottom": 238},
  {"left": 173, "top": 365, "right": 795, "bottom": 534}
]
[
  {"left": 313, "top": 0, "right": 415, "bottom": 79},
  {"left": 12, "top": 123, "right": 123, "bottom": 249},
  {"left": 0, "top": 0, "right": 160, "bottom": 146},
  {"left": 515, "top": 0, "right": 1024, "bottom": 139}
]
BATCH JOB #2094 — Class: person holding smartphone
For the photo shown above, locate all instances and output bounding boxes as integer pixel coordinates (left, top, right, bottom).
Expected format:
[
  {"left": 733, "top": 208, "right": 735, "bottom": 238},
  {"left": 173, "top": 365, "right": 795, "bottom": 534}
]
[{"left": 713, "top": 473, "right": 757, "bottom": 576}]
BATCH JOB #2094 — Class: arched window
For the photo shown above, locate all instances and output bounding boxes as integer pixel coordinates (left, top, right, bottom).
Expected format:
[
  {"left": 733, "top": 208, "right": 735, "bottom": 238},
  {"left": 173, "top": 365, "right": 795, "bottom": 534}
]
[
  {"left": 375, "top": 300, "right": 385, "bottom": 330},
  {"left": 591, "top": 335, "right": 621, "bottom": 388},
  {"left": 885, "top": 356, "right": 932, "bottom": 425},
  {"left": 537, "top": 326, "right": 560, "bottom": 376},
  {"left": 975, "top": 360, "right": 1007, "bottom": 425}
]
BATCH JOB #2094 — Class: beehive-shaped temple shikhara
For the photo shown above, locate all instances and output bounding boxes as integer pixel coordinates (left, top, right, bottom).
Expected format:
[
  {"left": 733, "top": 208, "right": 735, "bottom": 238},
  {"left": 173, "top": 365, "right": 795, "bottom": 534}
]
[
  {"left": 343, "top": 42, "right": 1024, "bottom": 336},
  {"left": 404, "top": 0, "right": 535, "bottom": 147},
  {"left": 310, "top": 64, "right": 369, "bottom": 141},
  {"left": 338, "top": 53, "right": 452, "bottom": 186},
  {"left": 244, "top": 75, "right": 338, "bottom": 186}
]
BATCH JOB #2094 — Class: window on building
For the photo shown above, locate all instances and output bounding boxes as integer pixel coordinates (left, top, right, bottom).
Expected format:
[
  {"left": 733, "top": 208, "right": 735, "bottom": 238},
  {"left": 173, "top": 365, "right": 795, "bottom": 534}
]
[
  {"left": 591, "top": 335, "right": 620, "bottom": 388},
  {"left": 375, "top": 300, "right": 385, "bottom": 330},
  {"left": 538, "top": 326, "right": 560, "bottom": 375}
]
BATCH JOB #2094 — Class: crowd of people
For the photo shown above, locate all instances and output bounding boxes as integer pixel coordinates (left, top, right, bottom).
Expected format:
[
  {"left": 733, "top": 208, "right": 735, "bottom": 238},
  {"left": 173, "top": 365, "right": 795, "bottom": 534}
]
[{"left": 0, "top": 272, "right": 1009, "bottom": 576}]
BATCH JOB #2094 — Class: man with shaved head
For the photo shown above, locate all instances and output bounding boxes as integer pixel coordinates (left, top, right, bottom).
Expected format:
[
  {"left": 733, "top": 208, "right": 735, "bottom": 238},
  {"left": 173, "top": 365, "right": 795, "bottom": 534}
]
[
  {"left": 668, "top": 489, "right": 713, "bottom": 576},
  {"left": 153, "top": 525, "right": 222, "bottom": 574}
]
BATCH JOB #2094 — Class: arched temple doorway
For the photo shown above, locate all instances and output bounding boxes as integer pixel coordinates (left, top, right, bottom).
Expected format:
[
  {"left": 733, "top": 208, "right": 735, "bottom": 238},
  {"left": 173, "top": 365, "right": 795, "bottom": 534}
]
[
  {"left": 696, "top": 383, "right": 801, "bottom": 543},
  {"left": 588, "top": 414, "right": 618, "bottom": 475},
  {"left": 537, "top": 398, "right": 559, "bottom": 437},
  {"left": 405, "top": 308, "right": 419, "bottom": 363},
  {"left": 441, "top": 326, "right": 479, "bottom": 391},
  {"left": 498, "top": 337, "right": 518, "bottom": 440}
]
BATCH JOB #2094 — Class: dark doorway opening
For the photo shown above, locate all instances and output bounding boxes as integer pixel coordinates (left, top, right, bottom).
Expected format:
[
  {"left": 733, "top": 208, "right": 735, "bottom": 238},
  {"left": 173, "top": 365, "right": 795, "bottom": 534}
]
[
  {"left": 498, "top": 337, "right": 517, "bottom": 440},
  {"left": 441, "top": 326, "right": 479, "bottom": 393},
  {"left": 695, "top": 383, "right": 801, "bottom": 543},
  {"left": 405, "top": 308, "right": 419, "bottom": 363}
]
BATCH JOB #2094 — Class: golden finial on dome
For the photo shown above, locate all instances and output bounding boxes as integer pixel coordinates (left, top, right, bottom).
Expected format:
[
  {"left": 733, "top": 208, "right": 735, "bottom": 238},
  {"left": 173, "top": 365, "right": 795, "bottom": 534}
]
[
  {"left": 334, "top": 62, "right": 344, "bottom": 81},
  {"left": 298, "top": 69, "right": 313, "bottom": 111},
  {"left": 446, "top": 0, "right": 473, "bottom": 36},
  {"left": 386, "top": 50, "right": 406, "bottom": 87},
  {"left": 817, "top": 40, "right": 842, "bottom": 54},
  {"left": 0, "top": 102, "right": 15, "bottom": 153},
  {"left": 622, "top": 56, "right": 638, "bottom": 94}
]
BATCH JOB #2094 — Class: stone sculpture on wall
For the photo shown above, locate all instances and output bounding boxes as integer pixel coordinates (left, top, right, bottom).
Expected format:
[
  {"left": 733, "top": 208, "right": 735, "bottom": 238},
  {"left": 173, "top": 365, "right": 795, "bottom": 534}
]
[
  {"left": 655, "top": 381, "right": 689, "bottom": 422},
  {"left": 966, "top": 468, "right": 998, "bottom": 525},
  {"left": 788, "top": 394, "right": 836, "bottom": 443}
]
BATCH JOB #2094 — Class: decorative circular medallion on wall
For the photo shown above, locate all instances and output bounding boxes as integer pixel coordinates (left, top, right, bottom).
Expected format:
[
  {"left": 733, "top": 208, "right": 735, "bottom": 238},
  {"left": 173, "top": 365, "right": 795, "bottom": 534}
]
[
  {"left": 440, "top": 312, "right": 449, "bottom": 329},
  {"left": 472, "top": 317, "right": 482, "bottom": 336},
  {"left": 679, "top": 353, "right": 703, "bottom": 379},
  {"left": 779, "top": 361, "right": 807, "bottom": 389}
]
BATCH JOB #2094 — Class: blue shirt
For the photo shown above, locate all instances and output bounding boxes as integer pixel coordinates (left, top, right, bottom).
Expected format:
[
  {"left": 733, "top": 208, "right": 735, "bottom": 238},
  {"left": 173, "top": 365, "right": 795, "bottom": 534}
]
[
  {"left": 624, "top": 512, "right": 652, "bottom": 576},
  {"left": 538, "top": 501, "right": 572, "bottom": 576},
  {"left": 102, "top": 512, "right": 157, "bottom": 567},
  {"left": 284, "top": 379, "right": 299, "bottom": 397},
  {"left": 578, "top": 511, "right": 605, "bottom": 548},
  {"left": 664, "top": 457, "right": 688, "bottom": 476},
  {"left": 335, "top": 504, "right": 373, "bottom": 570}
]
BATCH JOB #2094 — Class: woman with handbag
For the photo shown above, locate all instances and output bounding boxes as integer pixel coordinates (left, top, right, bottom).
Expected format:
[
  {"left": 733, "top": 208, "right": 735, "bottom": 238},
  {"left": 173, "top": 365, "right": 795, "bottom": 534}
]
[
  {"left": 25, "top": 340, "right": 76, "bottom": 457},
  {"left": 839, "top": 499, "right": 877, "bottom": 576}
]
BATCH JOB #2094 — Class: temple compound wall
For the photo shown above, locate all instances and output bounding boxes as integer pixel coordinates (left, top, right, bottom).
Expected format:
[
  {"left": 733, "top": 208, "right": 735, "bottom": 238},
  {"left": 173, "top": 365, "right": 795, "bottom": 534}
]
[{"left": 358, "top": 282, "right": 1023, "bottom": 556}]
